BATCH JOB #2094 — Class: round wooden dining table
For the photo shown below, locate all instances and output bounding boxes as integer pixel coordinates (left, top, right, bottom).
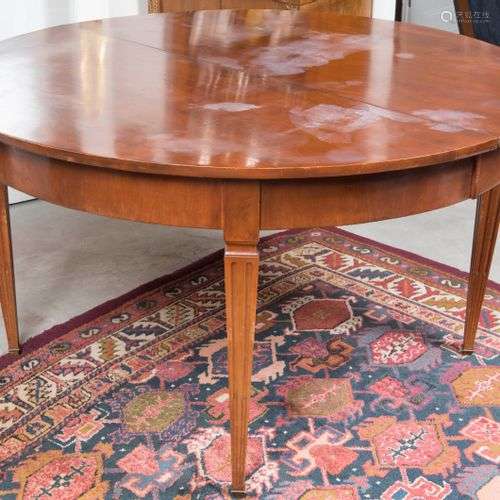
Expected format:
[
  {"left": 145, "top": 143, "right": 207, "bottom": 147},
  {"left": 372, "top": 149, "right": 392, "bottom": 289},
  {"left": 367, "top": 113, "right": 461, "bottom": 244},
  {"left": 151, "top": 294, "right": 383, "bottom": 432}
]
[{"left": 0, "top": 10, "right": 499, "bottom": 494}]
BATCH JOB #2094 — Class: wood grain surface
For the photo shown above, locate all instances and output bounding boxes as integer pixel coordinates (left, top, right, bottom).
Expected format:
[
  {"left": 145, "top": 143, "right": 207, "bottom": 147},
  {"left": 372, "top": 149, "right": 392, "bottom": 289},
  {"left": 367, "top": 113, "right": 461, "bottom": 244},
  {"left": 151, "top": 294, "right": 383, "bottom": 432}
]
[{"left": 0, "top": 12, "right": 499, "bottom": 179}]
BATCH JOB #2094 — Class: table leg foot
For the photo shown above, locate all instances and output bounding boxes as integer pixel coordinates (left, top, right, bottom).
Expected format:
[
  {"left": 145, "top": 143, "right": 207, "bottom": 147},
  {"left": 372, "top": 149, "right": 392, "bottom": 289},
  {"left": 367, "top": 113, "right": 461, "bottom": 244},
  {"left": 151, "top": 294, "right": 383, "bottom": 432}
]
[
  {"left": 230, "top": 489, "right": 247, "bottom": 497},
  {"left": 463, "top": 185, "right": 500, "bottom": 353},
  {"left": 0, "top": 184, "right": 20, "bottom": 355}
]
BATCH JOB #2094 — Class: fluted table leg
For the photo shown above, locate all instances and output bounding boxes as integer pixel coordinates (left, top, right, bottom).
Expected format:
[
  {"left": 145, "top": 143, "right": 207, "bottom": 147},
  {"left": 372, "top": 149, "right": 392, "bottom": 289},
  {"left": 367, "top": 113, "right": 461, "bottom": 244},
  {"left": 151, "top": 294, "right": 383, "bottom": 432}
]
[
  {"left": 222, "top": 181, "right": 260, "bottom": 495},
  {"left": 0, "top": 184, "right": 20, "bottom": 354},
  {"left": 463, "top": 184, "right": 500, "bottom": 353}
]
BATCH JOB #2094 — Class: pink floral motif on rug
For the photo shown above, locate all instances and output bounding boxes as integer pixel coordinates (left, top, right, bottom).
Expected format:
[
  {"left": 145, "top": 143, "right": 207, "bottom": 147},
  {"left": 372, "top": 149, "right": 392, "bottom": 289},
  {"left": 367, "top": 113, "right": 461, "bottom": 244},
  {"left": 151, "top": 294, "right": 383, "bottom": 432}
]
[{"left": 0, "top": 227, "right": 498, "bottom": 499}]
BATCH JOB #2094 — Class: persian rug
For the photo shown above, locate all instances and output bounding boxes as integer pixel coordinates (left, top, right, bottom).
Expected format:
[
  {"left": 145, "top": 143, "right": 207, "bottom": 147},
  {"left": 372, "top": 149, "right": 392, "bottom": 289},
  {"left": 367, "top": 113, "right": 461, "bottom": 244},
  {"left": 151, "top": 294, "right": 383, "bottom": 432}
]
[{"left": 0, "top": 228, "right": 498, "bottom": 499}]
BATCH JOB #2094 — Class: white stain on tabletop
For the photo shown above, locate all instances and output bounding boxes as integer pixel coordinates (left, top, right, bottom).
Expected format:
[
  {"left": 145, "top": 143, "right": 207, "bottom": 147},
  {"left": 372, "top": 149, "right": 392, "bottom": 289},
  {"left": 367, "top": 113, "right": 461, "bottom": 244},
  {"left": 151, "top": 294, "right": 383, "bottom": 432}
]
[
  {"left": 147, "top": 133, "right": 238, "bottom": 161},
  {"left": 289, "top": 103, "right": 419, "bottom": 142},
  {"left": 252, "top": 33, "right": 376, "bottom": 75},
  {"left": 200, "top": 55, "right": 243, "bottom": 71},
  {"left": 202, "top": 102, "right": 260, "bottom": 112},
  {"left": 395, "top": 52, "right": 415, "bottom": 59},
  {"left": 327, "top": 147, "right": 367, "bottom": 163},
  {"left": 412, "top": 109, "right": 486, "bottom": 132}
]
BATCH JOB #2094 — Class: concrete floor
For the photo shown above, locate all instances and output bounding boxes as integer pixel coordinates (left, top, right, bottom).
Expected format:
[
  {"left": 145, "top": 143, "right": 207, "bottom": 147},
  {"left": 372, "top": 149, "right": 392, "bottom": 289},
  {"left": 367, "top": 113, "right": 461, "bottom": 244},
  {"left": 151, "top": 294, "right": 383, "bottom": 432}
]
[{"left": 0, "top": 199, "right": 498, "bottom": 356}]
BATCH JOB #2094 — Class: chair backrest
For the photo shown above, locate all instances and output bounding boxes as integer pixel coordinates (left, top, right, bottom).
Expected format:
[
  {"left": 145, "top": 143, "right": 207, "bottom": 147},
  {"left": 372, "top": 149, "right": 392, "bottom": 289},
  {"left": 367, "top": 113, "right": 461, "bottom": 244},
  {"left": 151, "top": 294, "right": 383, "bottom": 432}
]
[
  {"left": 454, "top": 0, "right": 476, "bottom": 37},
  {"left": 148, "top": 0, "right": 373, "bottom": 17},
  {"left": 454, "top": 0, "right": 499, "bottom": 44}
]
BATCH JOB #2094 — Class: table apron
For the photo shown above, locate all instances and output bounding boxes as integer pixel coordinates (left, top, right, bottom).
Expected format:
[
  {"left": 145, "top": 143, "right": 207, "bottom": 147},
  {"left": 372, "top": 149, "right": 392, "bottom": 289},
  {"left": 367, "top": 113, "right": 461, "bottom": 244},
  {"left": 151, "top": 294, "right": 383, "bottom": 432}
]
[
  {"left": 261, "top": 157, "right": 489, "bottom": 229},
  {"left": 1, "top": 146, "right": 499, "bottom": 230},
  {"left": 0, "top": 146, "right": 223, "bottom": 229}
]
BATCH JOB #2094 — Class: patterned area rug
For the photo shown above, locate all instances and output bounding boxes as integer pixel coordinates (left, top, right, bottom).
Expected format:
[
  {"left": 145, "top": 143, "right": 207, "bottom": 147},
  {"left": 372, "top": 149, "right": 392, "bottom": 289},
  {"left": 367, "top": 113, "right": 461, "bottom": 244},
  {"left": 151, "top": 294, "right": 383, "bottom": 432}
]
[{"left": 0, "top": 228, "right": 499, "bottom": 499}]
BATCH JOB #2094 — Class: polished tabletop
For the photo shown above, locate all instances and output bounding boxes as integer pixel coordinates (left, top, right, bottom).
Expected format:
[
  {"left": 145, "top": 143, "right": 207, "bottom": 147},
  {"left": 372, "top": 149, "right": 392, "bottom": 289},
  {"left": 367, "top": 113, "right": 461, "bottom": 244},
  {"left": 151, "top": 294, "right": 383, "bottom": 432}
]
[
  {"left": 1, "top": 12, "right": 500, "bottom": 495},
  {"left": 0, "top": 10, "right": 499, "bottom": 179}
]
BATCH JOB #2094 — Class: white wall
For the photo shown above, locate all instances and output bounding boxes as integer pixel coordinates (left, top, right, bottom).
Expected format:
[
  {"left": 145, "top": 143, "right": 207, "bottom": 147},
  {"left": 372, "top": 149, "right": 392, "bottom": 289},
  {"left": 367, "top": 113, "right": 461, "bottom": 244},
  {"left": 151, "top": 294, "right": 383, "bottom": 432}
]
[
  {"left": 1, "top": 0, "right": 148, "bottom": 203},
  {"left": 0, "top": 0, "right": 148, "bottom": 41},
  {"left": 372, "top": 0, "right": 396, "bottom": 20},
  {"left": 402, "top": 0, "right": 459, "bottom": 32}
]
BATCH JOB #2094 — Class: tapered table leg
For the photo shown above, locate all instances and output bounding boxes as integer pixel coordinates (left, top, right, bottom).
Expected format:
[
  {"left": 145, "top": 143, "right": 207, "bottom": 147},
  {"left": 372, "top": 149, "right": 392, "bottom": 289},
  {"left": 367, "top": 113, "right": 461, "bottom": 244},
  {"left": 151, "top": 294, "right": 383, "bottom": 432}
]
[
  {"left": 463, "top": 184, "right": 500, "bottom": 353},
  {"left": 223, "top": 181, "right": 260, "bottom": 495},
  {"left": 0, "top": 184, "right": 20, "bottom": 354}
]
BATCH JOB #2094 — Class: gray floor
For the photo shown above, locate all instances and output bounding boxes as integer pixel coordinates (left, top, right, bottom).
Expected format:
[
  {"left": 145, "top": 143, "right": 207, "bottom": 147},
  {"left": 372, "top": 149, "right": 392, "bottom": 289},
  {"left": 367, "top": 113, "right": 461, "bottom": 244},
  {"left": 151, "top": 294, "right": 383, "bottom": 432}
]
[{"left": 0, "top": 199, "right": 498, "bottom": 356}]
